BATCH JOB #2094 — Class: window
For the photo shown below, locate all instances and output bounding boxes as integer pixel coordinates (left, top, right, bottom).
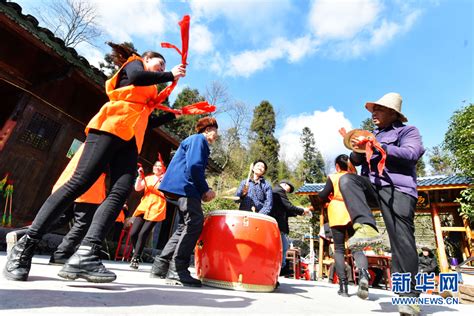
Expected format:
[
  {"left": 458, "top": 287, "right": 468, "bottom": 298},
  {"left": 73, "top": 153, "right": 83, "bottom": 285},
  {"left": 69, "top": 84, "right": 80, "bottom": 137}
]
[{"left": 19, "top": 112, "right": 61, "bottom": 151}]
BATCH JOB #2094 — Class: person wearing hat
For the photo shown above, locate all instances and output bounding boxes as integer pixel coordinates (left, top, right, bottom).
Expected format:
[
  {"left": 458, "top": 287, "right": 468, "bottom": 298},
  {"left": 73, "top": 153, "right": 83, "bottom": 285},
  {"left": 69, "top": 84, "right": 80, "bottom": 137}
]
[
  {"left": 339, "top": 92, "right": 425, "bottom": 315},
  {"left": 236, "top": 159, "right": 273, "bottom": 215},
  {"left": 269, "top": 179, "right": 312, "bottom": 276},
  {"left": 149, "top": 116, "right": 218, "bottom": 287},
  {"left": 418, "top": 247, "right": 438, "bottom": 274}
]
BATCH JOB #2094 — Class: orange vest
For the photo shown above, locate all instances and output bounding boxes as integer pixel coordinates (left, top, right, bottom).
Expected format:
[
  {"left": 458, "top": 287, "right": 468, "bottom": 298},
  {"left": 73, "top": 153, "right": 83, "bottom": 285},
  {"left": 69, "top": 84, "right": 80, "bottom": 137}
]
[
  {"left": 115, "top": 210, "right": 126, "bottom": 223},
  {"left": 132, "top": 175, "right": 166, "bottom": 222},
  {"left": 327, "top": 171, "right": 351, "bottom": 227},
  {"left": 53, "top": 144, "right": 106, "bottom": 204},
  {"left": 86, "top": 55, "right": 158, "bottom": 153}
]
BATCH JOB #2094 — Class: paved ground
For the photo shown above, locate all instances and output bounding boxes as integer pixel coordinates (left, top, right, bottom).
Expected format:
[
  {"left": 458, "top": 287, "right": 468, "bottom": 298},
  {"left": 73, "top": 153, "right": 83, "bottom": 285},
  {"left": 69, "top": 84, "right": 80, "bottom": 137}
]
[{"left": 0, "top": 253, "right": 469, "bottom": 315}]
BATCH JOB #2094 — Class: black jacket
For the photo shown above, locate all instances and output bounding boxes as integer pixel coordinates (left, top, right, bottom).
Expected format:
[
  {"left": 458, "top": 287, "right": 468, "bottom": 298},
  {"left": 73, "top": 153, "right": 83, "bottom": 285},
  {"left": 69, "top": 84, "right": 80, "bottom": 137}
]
[
  {"left": 269, "top": 185, "right": 304, "bottom": 234},
  {"left": 418, "top": 253, "right": 438, "bottom": 274}
]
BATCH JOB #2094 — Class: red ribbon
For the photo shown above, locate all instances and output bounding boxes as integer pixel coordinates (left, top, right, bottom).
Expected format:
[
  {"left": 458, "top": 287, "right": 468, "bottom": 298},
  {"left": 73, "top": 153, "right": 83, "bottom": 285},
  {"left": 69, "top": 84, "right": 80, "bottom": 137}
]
[
  {"left": 151, "top": 101, "right": 216, "bottom": 115},
  {"left": 151, "top": 15, "right": 215, "bottom": 116},
  {"left": 157, "top": 152, "right": 166, "bottom": 175},
  {"left": 161, "top": 15, "right": 190, "bottom": 65},
  {"left": 148, "top": 15, "right": 190, "bottom": 110},
  {"left": 356, "top": 138, "right": 387, "bottom": 176}
]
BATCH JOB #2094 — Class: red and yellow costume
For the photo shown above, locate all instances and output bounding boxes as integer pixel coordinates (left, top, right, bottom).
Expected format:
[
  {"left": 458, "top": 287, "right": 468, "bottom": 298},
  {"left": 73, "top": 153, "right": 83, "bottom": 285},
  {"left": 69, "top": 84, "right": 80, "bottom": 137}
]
[
  {"left": 132, "top": 175, "right": 166, "bottom": 222},
  {"left": 327, "top": 171, "right": 351, "bottom": 227},
  {"left": 52, "top": 144, "right": 106, "bottom": 204}
]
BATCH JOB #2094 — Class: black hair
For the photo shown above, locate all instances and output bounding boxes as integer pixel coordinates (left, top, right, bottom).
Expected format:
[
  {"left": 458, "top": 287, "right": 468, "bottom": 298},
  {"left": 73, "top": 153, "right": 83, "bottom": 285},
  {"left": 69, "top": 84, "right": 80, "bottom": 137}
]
[
  {"left": 335, "top": 154, "right": 350, "bottom": 171},
  {"left": 253, "top": 159, "right": 268, "bottom": 171},
  {"left": 106, "top": 42, "right": 165, "bottom": 67},
  {"left": 141, "top": 51, "right": 166, "bottom": 63}
]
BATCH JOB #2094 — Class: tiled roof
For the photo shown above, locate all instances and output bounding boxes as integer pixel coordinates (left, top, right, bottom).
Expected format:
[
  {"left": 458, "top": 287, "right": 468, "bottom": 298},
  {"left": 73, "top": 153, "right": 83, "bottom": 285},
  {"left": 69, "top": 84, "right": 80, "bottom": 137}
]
[
  {"left": 417, "top": 175, "right": 471, "bottom": 187},
  {"left": 295, "top": 183, "right": 326, "bottom": 194},
  {"left": 296, "top": 175, "right": 471, "bottom": 194},
  {"left": 0, "top": 0, "right": 106, "bottom": 86}
]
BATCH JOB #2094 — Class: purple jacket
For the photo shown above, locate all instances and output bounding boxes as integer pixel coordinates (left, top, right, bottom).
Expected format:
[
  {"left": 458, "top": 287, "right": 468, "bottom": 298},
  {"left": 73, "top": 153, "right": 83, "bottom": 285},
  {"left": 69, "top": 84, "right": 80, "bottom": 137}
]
[{"left": 350, "top": 121, "right": 425, "bottom": 198}]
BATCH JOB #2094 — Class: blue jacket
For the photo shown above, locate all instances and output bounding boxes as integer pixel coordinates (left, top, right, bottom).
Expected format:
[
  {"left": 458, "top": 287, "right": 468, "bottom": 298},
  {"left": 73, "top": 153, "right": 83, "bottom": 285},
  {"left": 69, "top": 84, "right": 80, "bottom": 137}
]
[
  {"left": 159, "top": 133, "right": 210, "bottom": 199},
  {"left": 235, "top": 177, "right": 273, "bottom": 215}
]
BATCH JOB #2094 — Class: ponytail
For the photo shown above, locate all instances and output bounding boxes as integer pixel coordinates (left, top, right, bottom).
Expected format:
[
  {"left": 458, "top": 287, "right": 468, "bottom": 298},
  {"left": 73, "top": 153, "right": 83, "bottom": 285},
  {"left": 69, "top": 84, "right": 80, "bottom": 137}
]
[
  {"left": 106, "top": 42, "right": 138, "bottom": 67},
  {"left": 335, "top": 154, "right": 357, "bottom": 174},
  {"left": 106, "top": 42, "right": 166, "bottom": 68}
]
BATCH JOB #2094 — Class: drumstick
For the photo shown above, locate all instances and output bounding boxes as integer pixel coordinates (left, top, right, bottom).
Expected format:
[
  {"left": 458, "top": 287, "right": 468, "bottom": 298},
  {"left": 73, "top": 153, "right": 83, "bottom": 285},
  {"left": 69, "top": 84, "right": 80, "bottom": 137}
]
[
  {"left": 222, "top": 187, "right": 237, "bottom": 195},
  {"left": 246, "top": 163, "right": 254, "bottom": 186},
  {"left": 8, "top": 190, "right": 12, "bottom": 226},
  {"left": 2, "top": 194, "right": 7, "bottom": 226},
  {"left": 216, "top": 195, "right": 240, "bottom": 201}
]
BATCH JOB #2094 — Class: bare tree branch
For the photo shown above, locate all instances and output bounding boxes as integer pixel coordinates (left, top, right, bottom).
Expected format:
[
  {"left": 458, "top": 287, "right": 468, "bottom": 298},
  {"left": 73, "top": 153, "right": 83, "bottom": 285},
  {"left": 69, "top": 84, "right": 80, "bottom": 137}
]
[{"left": 35, "top": 0, "right": 102, "bottom": 48}]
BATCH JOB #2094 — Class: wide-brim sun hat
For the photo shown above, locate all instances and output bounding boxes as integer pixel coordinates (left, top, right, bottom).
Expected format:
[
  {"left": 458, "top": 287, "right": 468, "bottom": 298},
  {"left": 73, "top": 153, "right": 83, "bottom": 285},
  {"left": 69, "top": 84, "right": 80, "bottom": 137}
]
[{"left": 365, "top": 92, "right": 408, "bottom": 122}]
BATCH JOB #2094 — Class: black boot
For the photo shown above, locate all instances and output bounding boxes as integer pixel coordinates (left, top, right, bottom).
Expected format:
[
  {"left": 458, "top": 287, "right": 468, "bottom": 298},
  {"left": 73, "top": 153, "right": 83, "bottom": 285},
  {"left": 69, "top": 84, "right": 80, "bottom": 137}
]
[
  {"left": 3, "top": 235, "right": 40, "bottom": 281},
  {"left": 165, "top": 263, "right": 201, "bottom": 287},
  {"left": 357, "top": 269, "right": 370, "bottom": 300},
  {"left": 338, "top": 280, "right": 349, "bottom": 297},
  {"left": 49, "top": 250, "right": 73, "bottom": 265},
  {"left": 150, "top": 257, "right": 169, "bottom": 279},
  {"left": 129, "top": 256, "right": 140, "bottom": 270},
  {"left": 58, "top": 244, "right": 116, "bottom": 283}
]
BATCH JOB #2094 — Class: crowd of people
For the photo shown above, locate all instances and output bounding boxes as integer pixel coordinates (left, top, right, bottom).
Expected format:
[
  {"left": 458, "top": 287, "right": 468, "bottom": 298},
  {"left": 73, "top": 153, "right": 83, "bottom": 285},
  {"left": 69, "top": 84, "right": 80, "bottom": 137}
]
[{"left": 2, "top": 36, "right": 427, "bottom": 315}]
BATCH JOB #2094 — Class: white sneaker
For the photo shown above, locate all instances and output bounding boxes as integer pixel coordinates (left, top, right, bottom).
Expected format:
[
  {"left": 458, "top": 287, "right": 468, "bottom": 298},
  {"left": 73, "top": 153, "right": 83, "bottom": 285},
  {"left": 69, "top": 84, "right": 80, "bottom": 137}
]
[{"left": 6, "top": 231, "right": 18, "bottom": 255}]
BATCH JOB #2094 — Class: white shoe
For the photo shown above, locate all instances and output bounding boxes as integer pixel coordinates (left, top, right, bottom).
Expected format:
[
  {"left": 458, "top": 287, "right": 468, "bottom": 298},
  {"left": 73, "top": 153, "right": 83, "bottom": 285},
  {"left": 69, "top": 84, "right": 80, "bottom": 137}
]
[{"left": 6, "top": 231, "right": 18, "bottom": 255}]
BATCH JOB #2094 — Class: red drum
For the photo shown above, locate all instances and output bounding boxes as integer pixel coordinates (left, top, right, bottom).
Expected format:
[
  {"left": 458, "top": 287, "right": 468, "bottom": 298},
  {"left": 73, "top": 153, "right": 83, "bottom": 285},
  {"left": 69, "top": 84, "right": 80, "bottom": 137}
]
[{"left": 195, "top": 210, "right": 282, "bottom": 292}]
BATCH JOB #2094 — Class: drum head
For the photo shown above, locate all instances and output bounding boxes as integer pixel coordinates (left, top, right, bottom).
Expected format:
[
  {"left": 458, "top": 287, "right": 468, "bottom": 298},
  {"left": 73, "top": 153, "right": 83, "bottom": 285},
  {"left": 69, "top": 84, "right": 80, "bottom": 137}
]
[
  {"left": 343, "top": 129, "right": 375, "bottom": 153},
  {"left": 208, "top": 210, "right": 277, "bottom": 224}
]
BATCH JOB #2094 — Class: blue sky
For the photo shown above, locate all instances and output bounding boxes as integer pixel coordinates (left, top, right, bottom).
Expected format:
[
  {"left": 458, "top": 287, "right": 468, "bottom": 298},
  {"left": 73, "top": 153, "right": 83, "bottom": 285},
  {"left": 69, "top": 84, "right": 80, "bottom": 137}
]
[{"left": 16, "top": 0, "right": 473, "bottom": 170}]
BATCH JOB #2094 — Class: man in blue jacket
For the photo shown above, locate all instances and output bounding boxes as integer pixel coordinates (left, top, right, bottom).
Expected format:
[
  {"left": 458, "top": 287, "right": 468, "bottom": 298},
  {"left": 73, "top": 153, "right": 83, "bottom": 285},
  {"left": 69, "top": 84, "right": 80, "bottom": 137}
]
[
  {"left": 340, "top": 92, "right": 425, "bottom": 314},
  {"left": 150, "top": 117, "right": 218, "bottom": 287}
]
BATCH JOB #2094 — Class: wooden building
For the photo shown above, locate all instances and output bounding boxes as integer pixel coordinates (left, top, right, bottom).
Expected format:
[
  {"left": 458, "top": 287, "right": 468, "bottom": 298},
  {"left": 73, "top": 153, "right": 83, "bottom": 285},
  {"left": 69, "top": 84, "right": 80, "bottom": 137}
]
[
  {"left": 296, "top": 175, "right": 473, "bottom": 277},
  {"left": 0, "top": 0, "right": 179, "bottom": 226}
]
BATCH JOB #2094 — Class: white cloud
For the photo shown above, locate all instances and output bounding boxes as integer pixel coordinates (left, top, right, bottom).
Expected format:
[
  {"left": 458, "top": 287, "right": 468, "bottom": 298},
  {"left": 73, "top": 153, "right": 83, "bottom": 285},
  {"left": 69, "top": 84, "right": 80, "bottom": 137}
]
[
  {"left": 278, "top": 107, "right": 353, "bottom": 170},
  {"left": 93, "top": 0, "right": 168, "bottom": 44},
  {"left": 225, "top": 36, "right": 319, "bottom": 77},
  {"left": 188, "top": 0, "right": 294, "bottom": 44},
  {"left": 308, "top": 0, "right": 382, "bottom": 40},
  {"left": 308, "top": 0, "right": 422, "bottom": 59},
  {"left": 74, "top": 42, "right": 105, "bottom": 68},
  {"left": 190, "top": 23, "right": 214, "bottom": 55}
]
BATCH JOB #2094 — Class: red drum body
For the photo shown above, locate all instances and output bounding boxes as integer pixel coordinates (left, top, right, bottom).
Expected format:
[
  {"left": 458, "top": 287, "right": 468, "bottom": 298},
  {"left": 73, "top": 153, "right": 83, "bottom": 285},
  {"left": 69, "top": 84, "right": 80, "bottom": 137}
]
[{"left": 195, "top": 210, "right": 282, "bottom": 292}]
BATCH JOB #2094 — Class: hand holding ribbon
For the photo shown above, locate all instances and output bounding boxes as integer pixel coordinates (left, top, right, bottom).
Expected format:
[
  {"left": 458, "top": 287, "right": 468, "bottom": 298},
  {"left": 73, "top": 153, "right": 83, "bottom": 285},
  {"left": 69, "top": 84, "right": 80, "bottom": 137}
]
[{"left": 355, "top": 137, "right": 386, "bottom": 176}]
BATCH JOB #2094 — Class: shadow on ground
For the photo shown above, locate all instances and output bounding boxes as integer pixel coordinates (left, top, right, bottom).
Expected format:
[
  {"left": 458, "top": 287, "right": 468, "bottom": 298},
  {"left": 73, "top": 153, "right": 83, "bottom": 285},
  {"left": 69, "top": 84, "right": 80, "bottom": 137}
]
[{"left": 0, "top": 287, "right": 255, "bottom": 310}]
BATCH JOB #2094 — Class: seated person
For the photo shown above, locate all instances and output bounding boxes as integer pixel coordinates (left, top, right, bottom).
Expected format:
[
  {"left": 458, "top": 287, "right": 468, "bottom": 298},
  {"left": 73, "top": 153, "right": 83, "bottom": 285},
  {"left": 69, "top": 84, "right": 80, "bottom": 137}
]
[{"left": 418, "top": 246, "right": 438, "bottom": 274}]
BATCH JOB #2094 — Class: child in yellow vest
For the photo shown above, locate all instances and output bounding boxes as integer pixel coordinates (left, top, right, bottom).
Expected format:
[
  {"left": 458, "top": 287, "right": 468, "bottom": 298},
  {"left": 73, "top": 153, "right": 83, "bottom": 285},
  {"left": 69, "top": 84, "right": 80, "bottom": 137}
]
[{"left": 319, "top": 154, "right": 370, "bottom": 299}]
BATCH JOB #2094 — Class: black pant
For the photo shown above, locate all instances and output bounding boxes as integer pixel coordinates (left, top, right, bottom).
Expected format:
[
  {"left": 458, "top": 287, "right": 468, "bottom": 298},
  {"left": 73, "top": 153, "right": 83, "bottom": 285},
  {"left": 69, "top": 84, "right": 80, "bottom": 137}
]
[
  {"left": 339, "top": 174, "right": 419, "bottom": 296},
  {"left": 130, "top": 215, "right": 157, "bottom": 258},
  {"left": 55, "top": 203, "right": 98, "bottom": 255},
  {"left": 157, "top": 197, "right": 204, "bottom": 270},
  {"left": 27, "top": 131, "right": 138, "bottom": 246},
  {"left": 331, "top": 225, "right": 368, "bottom": 283}
]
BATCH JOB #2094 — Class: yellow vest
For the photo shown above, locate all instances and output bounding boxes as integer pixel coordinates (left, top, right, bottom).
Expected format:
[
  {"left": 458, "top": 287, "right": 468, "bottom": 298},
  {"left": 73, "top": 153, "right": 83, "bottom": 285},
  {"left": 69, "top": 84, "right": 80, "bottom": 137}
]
[{"left": 327, "top": 171, "right": 351, "bottom": 227}]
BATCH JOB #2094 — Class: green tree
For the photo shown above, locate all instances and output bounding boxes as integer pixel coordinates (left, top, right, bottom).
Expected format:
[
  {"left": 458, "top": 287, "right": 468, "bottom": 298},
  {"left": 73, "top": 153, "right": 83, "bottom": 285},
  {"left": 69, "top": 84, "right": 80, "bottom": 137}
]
[
  {"left": 277, "top": 160, "right": 291, "bottom": 180},
  {"left": 299, "top": 127, "right": 325, "bottom": 183},
  {"left": 166, "top": 87, "right": 206, "bottom": 140},
  {"left": 249, "top": 101, "right": 280, "bottom": 182},
  {"left": 360, "top": 118, "right": 376, "bottom": 132},
  {"left": 416, "top": 157, "right": 427, "bottom": 177},
  {"left": 428, "top": 145, "right": 455, "bottom": 176},
  {"left": 444, "top": 103, "right": 474, "bottom": 222}
]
